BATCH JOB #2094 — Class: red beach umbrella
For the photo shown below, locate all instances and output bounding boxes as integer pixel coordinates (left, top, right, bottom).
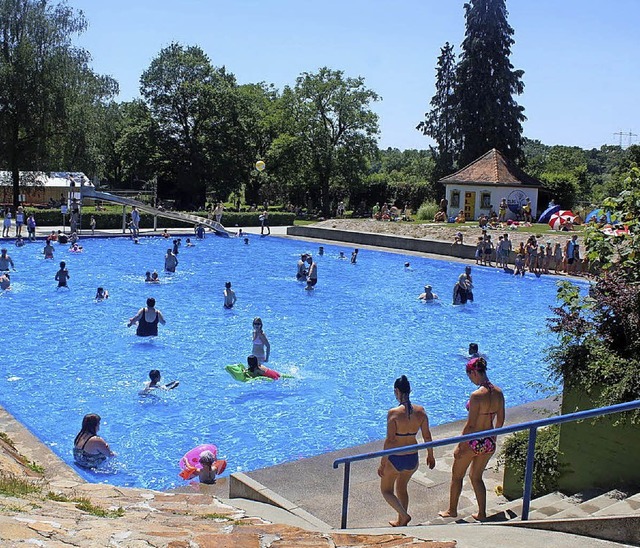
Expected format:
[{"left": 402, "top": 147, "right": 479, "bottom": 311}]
[{"left": 549, "top": 212, "right": 573, "bottom": 230}]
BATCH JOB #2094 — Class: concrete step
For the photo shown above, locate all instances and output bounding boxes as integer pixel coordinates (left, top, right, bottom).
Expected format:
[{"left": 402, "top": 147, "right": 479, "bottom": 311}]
[
  {"left": 527, "top": 492, "right": 574, "bottom": 520},
  {"left": 592, "top": 496, "right": 640, "bottom": 517},
  {"left": 576, "top": 490, "right": 628, "bottom": 514}
]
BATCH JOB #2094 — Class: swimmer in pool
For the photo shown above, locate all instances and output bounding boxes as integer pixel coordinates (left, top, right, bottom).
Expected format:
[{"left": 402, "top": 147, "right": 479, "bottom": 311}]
[
  {"left": 418, "top": 285, "right": 438, "bottom": 301},
  {"left": 165, "top": 249, "right": 178, "bottom": 272},
  {"left": 55, "top": 261, "right": 70, "bottom": 288},
  {"left": 145, "top": 271, "right": 152, "bottom": 282},
  {"left": 0, "top": 248, "right": 15, "bottom": 271},
  {"left": 245, "top": 354, "right": 272, "bottom": 378},
  {"left": 95, "top": 287, "right": 109, "bottom": 300},
  {"left": 185, "top": 238, "right": 194, "bottom": 247},
  {"left": 43, "top": 240, "right": 55, "bottom": 259},
  {"left": 138, "top": 369, "right": 179, "bottom": 395},
  {"left": 151, "top": 271, "right": 160, "bottom": 283},
  {"left": 243, "top": 237, "right": 249, "bottom": 245},
  {"left": 0, "top": 272, "right": 10, "bottom": 290},
  {"left": 73, "top": 413, "right": 115, "bottom": 469},
  {"left": 197, "top": 450, "right": 218, "bottom": 484},
  {"left": 296, "top": 254, "right": 308, "bottom": 279},
  {"left": 251, "top": 317, "right": 270, "bottom": 363},
  {"left": 128, "top": 297, "right": 166, "bottom": 337},
  {"left": 223, "top": 281, "right": 237, "bottom": 309}
]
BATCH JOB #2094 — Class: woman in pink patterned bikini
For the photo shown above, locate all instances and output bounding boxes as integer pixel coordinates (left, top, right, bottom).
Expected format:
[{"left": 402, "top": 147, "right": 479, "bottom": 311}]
[{"left": 439, "top": 357, "right": 505, "bottom": 521}]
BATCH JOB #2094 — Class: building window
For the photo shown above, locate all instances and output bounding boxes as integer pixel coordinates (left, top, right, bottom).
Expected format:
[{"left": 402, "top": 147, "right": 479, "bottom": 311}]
[
  {"left": 450, "top": 190, "right": 460, "bottom": 208},
  {"left": 480, "top": 192, "right": 491, "bottom": 209}
]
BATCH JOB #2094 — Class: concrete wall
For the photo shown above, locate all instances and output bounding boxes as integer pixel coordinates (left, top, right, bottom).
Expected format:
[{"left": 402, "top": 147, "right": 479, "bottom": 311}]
[
  {"left": 287, "top": 225, "right": 478, "bottom": 260},
  {"left": 558, "top": 386, "right": 640, "bottom": 493}
]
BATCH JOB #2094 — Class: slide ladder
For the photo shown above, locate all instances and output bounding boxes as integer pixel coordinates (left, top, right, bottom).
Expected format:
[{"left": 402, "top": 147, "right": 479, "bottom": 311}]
[{"left": 80, "top": 187, "right": 234, "bottom": 237}]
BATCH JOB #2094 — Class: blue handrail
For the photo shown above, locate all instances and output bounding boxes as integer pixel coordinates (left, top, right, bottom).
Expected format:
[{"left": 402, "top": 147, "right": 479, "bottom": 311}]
[{"left": 333, "top": 399, "right": 640, "bottom": 529}]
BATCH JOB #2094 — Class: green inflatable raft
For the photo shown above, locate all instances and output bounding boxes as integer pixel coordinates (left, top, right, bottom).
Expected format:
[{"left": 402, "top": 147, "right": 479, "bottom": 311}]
[{"left": 225, "top": 363, "right": 293, "bottom": 382}]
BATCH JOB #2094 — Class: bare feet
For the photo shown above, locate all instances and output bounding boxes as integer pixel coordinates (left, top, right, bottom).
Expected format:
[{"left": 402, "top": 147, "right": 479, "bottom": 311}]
[
  {"left": 389, "top": 514, "right": 411, "bottom": 527},
  {"left": 471, "top": 513, "right": 487, "bottom": 521},
  {"left": 438, "top": 510, "right": 457, "bottom": 518}
]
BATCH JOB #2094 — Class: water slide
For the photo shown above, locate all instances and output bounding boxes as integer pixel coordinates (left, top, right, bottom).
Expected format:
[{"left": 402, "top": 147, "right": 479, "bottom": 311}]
[{"left": 80, "top": 187, "right": 233, "bottom": 237}]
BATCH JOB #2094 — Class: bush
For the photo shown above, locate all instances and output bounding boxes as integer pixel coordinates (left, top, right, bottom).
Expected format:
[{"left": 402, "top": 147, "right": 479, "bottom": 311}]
[
  {"left": 415, "top": 200, "right": 440, "bottom": 221},
  {"left": 28, "top": 209, "right": 295, "bottom": 230},
  {"left": 498, "top": 424, "right": 562, "bottom": 498}
]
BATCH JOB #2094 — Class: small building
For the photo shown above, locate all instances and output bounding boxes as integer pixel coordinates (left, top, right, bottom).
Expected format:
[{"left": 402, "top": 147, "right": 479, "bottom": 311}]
[
  {"left": 0, "top": 171, "right": 93, "bottom": 207},
  {"left": 439, "top": 149, "right": 542, "bottom": 221}
]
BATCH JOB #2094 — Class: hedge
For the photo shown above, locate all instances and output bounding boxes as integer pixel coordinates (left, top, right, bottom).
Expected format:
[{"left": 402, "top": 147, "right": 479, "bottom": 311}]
[{"left": 27, "top": 209, "right": 295, "bottom": 230}]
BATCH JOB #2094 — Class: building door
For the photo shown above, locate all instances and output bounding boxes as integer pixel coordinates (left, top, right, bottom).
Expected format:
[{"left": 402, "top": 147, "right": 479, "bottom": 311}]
[{"left": 464, "top": 191, "right": 476, "bottom": 220}]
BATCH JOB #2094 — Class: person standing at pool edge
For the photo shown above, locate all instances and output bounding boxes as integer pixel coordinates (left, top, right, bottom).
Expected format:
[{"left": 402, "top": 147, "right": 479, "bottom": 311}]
[
  {"left": 128, "top": 297, "right": 166, "bottom": 336},
  {"left": 251, "top": 317, "right": 270, "bottom": 363},
  {"left": 378, "top": 375, "right": 436, "bottom": 527},
  {"left": 73, "top": 413, "right": 115, "bottom": 468},
  {"left": 439, "top": 357, "right": 505, "bottom": 521}
]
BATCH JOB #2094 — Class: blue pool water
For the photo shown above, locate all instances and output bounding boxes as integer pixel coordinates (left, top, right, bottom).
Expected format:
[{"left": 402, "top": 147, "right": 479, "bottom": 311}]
[{"left": 1, "top": 234, "right": 571, "bottom": 489}]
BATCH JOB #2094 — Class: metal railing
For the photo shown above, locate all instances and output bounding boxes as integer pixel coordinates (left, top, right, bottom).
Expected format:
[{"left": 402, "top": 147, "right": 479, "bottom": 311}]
[{"left": 333, "top": 399, "right": 640, "bottom": 529}]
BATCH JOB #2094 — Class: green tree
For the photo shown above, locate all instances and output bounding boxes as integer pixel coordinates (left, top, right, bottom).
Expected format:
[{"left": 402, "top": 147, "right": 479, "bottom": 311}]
[
  {"left": 140, "top": 43, "right": 248, "bottom": 208},
  {"left": 0, "top": 0, "right": 117, "bottom": 205},
  {"left": 278, "top": 67, "right": 380, "bottom": 216},
  {"left": 417, "top": 42, "right": 457, "bottom": 182},
  {"left": 454, "top": 0, "right": 526, "bottom": 166}
]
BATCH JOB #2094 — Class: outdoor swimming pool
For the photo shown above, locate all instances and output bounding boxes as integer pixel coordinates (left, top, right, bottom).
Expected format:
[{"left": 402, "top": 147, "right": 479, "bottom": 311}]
[{"left": 1, "top": 234, "right": 575, "bottom": 489}]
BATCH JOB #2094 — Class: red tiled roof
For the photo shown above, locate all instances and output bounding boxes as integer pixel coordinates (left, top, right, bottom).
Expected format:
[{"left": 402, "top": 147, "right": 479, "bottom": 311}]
[{"left": 438, "top": 149, "right": 542, "bottom": 187}]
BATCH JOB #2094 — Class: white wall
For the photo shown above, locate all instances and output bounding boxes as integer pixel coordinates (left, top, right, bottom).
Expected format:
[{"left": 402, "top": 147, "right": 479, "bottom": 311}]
[{"left": 445, "top": 184, "right": 538, "bottom": 221}]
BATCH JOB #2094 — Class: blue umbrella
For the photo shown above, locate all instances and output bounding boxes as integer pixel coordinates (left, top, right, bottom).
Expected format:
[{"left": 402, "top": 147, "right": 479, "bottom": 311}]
[
  {"left": 537, "top": 204, "right": 561, "bottom": 223},
  {"left": 585, "top": 209, "right": 612, "bottom": 224}
]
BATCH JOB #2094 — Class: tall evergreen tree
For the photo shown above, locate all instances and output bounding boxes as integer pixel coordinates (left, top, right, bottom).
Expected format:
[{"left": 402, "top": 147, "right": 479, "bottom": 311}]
[
  {"left": 417, "top": 42, "right": 457, "bottom": 182},
  {"left": 455, "top": 0, "right": 526, "bottom": 166}
]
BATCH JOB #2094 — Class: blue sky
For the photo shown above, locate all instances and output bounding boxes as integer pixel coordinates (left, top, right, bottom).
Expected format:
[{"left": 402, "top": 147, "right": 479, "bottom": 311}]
[{"left": 71, "top": 0, "right": 639, "bottom": 151}]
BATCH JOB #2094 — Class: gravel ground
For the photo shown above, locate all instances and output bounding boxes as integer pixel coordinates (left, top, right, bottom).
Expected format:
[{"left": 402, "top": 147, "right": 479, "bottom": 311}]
[{"left": 314, "top": 218, "right": 578, "bottom": 248}]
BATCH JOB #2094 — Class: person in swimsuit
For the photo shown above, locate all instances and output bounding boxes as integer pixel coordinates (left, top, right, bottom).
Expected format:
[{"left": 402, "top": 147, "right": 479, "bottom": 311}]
[
  {"left": 0, "top": 248, "right": 15, "bottom": 271},
  {"left": 128, "top": 297, "right": 166, "bottom": 337},
  {"left": 73, "top": 413, "right": 115, "bottom": 468},
  {"left": 139, "top": 369, "right": 179, "bottom": 395},
  {"left": 198, "top": 450, "right": 218, "bottom": 484},
  {"left": 244, "top": 354, "right": 279, "bottom": 379},
  {"left": 251, "top": 317, "right": 270, "bottom": 363},
  {"left": 55, "top": 261, "right": 70, "bottom": 288},
  {"left": 164, "top": 249, "right": 178, "bottom": 272},
  {"left": 418, "top": 285, "right": 438, "bottom": 301},
  {"left": 439, "top": 357, "right": 505, "bottom": 521},
  {"left": 0, "top": 272, "right": 11, "bottom": 290},
  {"left": 296, "top": 254, "right": 308, "bottom": 280},
  {"left": 95, "top": 287, "right": 109, "bottom": 300},
  {"left": 452, "top": 274, "right": 468, "bottom": 305},
  {"left": 305, "top": 255, "right": 317, "bottom": 290},
  {"left": 378, "top": 375, "right": 436, "bottom": 527},
  {"left": 43, "top": 240, "right": 55, "bottom": 259},
  {"left": 223, "top": 281, "right": 237, "bottom": 309},
  {"left": 2, "top": 209, "right": 11, "bottom": 238}
]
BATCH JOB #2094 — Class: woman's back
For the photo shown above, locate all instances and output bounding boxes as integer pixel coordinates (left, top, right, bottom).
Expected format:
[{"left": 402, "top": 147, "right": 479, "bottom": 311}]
[{"left": 387, "top": 403, "right": 426, "bottom": 448}]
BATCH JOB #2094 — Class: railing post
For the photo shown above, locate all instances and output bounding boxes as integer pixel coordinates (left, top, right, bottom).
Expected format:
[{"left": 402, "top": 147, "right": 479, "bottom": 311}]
[
  {"left": 521, "top": 427, "right": 538, "bottom": 520},
  {"left": 340, "top": 462, "right": 351, "bottom": 529}
]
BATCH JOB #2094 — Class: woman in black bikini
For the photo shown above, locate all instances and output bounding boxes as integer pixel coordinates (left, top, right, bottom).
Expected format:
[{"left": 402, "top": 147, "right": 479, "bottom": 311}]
[
  {"left": 73, "top": 413, "right": 115, "bottom": 468},
  {"left": 378, "top": 375, "right": 436, "bottom": 527},
  {"left": 439, "top": 357, "right": 505, "bottom": 521}
]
